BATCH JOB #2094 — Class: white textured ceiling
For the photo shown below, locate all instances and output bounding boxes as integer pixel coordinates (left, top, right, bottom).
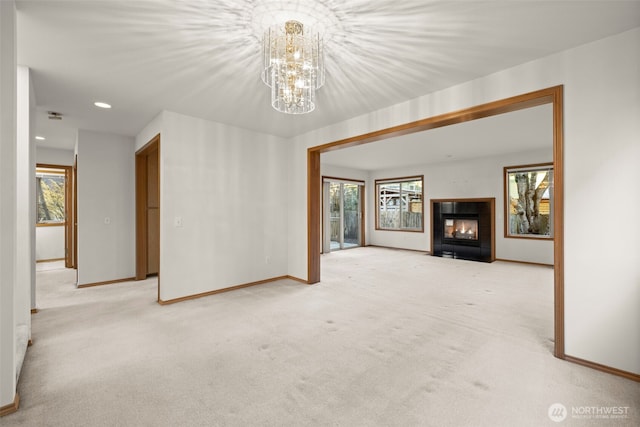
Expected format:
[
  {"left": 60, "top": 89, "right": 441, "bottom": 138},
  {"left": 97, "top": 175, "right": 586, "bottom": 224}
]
[
  {"left": 321, "top": 103, "right": 553, "bottom": 171},
  {"left": 16, "top": 0, "right": 640, "bottom": 156}
]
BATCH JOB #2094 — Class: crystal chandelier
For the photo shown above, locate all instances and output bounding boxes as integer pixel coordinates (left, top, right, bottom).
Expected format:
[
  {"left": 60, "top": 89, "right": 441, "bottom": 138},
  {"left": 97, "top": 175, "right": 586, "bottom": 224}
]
[{"left": 262, "top": 20, "right": 325, "bottom": 114}]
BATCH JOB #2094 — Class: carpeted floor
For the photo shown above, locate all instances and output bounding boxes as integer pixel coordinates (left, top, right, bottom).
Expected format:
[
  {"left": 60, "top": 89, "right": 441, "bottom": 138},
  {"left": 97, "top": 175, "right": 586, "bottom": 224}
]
[{"left": 5, "top": 247, "right": 639, "bottom": 426}]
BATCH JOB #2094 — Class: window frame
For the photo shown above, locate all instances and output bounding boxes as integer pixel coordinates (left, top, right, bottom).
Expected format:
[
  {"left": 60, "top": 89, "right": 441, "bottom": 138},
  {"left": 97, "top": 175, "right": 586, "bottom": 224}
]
[
  {"left": 375, "top": 175, "right": 424, "bottom": 232},
  {"left": 36, "top": 165, "right": 68, "bottom": 227},
  {"left": 503, "top": 162, "right": 554, "bottom": 240},
  {"left": 322, "top": 176, "right": 366, "bottom": 252}
]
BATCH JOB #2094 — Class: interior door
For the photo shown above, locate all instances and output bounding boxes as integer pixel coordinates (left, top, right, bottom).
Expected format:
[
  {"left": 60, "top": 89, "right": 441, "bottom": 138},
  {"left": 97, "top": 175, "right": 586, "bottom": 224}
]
[
  {"left": 136, "top": 135, "right": 160, "bottom": 282},
  {"left": 64, "top": 166, "right": 73, "bottom": 268},
  {"left": 146, "top": 146, "right": 159, "bottom": 275},
  {"left": 73, "top": 156, "right": 77, "bottom": 269}
]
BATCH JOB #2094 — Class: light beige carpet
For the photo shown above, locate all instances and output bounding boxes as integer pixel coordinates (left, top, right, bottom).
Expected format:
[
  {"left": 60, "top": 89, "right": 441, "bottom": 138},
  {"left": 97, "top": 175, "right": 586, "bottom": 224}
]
[{"left": 5, "top": 247, "right": 639, "bottom": 426}]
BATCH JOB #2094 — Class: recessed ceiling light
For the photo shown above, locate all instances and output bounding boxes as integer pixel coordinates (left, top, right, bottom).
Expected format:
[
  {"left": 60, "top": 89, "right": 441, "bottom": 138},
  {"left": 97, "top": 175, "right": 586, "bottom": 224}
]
[
  {"left": 94, "top": 101, "right": 111, "bottom": 109},
  {"left": 35, "top": 136, "right": 45, "bottom": 140}
]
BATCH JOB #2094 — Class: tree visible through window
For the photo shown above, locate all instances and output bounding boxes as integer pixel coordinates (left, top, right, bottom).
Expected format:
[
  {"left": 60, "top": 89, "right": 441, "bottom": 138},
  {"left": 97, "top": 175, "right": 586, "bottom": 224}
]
[
  {"left": 36, "top": 167, "right": 66, "bottom": 225},
  {"left": 376, "top": 176, "right": 423, "bottom": 231},
  {"left": 505, "top": 163, "right": 553, "bottom": 238}
]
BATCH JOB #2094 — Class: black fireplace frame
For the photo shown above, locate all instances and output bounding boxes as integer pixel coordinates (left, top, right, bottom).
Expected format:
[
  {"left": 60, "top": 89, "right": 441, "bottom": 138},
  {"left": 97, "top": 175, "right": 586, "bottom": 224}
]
[{"left": 431, "top": 198, "right": 495, "bottom": 262}]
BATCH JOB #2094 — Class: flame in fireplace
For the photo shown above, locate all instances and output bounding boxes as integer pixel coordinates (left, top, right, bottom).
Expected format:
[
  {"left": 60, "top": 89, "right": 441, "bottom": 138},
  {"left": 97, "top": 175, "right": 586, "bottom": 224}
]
[
  {"left": 454, "top": 220, "right": 478, "bottom": 239},
  {"left": 444, "top": 218, "right": 478, "bottom": 240}
]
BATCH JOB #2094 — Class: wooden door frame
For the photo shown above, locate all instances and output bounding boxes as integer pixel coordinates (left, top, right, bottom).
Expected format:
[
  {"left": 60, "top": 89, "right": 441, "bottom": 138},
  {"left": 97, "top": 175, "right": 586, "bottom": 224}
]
[
  {"left": 321, "top": 176, "right": 366, "bottom": 252},
  {"left": 135, "top": 134, "right": 160, "bottom": 300},
  {"left": 73, "top": 155, "right": 77, "bottom": 270},
  {"left": 307, "top": 86, "right": 564, "bottom": 359},
  {"left": 64, "top": 165, "right": 72, "bottom": 268},
  {"left": 35, "top": 163, "right": 74, "bottom": 267}
]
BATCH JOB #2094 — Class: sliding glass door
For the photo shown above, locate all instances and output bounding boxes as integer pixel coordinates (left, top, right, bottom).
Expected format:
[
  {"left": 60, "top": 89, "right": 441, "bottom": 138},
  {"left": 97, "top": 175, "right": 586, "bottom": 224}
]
[{"left": 323, "top": 179, "right": 363, "bottom": 252}]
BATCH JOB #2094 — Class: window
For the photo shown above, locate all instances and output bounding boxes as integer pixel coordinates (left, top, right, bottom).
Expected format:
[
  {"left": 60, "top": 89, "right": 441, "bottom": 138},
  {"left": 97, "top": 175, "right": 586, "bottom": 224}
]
[
  {"left": 376, "top": 176, "right": 423, "bottom": 231},
  {"left": 36, "top": 166, "right": 66, "bottom": 225},
  {"left": 504, "top": 163, "right": 553, "bottom": 238}
]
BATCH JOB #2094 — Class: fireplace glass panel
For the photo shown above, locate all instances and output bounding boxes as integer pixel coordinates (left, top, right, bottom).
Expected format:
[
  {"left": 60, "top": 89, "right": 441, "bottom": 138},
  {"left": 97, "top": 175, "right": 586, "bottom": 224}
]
[{"left": 444, "top": 218, "right": 478, "bottom": 240}]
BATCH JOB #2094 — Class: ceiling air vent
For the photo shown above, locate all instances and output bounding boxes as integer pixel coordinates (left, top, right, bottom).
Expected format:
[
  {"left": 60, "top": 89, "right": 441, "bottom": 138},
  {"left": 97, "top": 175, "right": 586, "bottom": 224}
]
[{"left": 47, "top": 111, "right": 63, "bottom": 120}]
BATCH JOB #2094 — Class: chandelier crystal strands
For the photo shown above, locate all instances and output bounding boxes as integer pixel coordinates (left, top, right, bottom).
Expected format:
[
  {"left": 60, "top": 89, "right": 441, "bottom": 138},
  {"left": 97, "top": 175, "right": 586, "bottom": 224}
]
[{"left": 262, "top": 20, "right": 325, "bottom": 114}]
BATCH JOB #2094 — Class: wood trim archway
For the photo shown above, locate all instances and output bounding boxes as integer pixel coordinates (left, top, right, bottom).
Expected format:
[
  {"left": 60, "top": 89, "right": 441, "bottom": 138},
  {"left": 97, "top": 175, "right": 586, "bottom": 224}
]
[{"left": 307, "top": 85, "right": 564, "bottom": 359}]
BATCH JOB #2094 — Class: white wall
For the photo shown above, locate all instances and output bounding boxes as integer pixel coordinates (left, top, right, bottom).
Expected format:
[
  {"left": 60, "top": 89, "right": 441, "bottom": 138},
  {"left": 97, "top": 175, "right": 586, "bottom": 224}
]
[
  {"left": 28, "top": 69, "right": 36, "bottom": 311},
  {"left": 135, "top": 111, "right": 163, "bottom": 152},
  {"left": 35, "top": 226, "right": 65, "bottom": 261},
  {"left": 36, "top": 147, "right": 73, "bottom": 166},
  {"left": 15, "top": 65, "right": 34, "bottom": 384},
  {"left": 288, "top": 28, "right": 640, "bottom": 375},
  {"left": 144, "top": 111, "right": 290, "bottom": 301},
  {"left": 0, "top": 0, "right": 18, "bottom": 409},
  {"left": 561, "top": 29, "right": 640, "bottom": 375},
  {"left": 321, "top": 163, "right": 369, "bottom": 183},
  {"left": 76, "top": 130, "right": 135, "bottom": 286},
  {"left": 366, "top": 148, "right": 553, "bottom": 265}
]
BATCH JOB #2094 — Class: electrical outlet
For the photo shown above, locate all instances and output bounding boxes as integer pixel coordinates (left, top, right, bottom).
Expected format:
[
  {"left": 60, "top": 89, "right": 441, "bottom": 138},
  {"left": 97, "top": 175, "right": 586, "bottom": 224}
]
[
  {"left": 174, "top": 216, "right": 183, "bottom": 227},
  {"left": 104, "top": 217, "right": 111, "bottom": 224}
]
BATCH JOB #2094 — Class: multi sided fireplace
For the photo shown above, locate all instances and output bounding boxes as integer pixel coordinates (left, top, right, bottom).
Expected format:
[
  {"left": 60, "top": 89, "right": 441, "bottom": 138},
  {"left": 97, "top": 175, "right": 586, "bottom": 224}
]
[{"left": 431, "top": 199, "right": 495, "bottom": 262}]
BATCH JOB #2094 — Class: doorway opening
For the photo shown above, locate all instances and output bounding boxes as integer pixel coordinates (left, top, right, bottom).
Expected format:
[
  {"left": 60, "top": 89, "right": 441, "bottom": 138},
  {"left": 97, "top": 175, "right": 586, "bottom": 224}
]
[
  {"left": 135, "top": 134, "right": 160, "bottom": 301},
  {"left": 308, "top": 86, "right": 564, "bottom": 358},
  {"left": 35, "top": 164, "right": 74, "bottom": 268},
  {"left": 322, "top": 178, "right": 364, "bottom": 252}
]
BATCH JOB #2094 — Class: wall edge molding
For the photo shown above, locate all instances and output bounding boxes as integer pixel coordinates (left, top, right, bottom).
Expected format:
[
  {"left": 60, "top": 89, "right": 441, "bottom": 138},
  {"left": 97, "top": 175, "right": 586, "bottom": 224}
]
[
  {"left": 564, "top": 355, "right": 640, "bottom": 382},
  {"left": 0, "top": 393, "right": 20, "bottom": 417},
  {"left": 158, "top": 275, "right": 298, "bottom": 305},
  {"left": 495, "top": 258, "right": 553, "bottom": 268},
  {"left": 77, "top": 277, "right": 135, "bottom": 288}
]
